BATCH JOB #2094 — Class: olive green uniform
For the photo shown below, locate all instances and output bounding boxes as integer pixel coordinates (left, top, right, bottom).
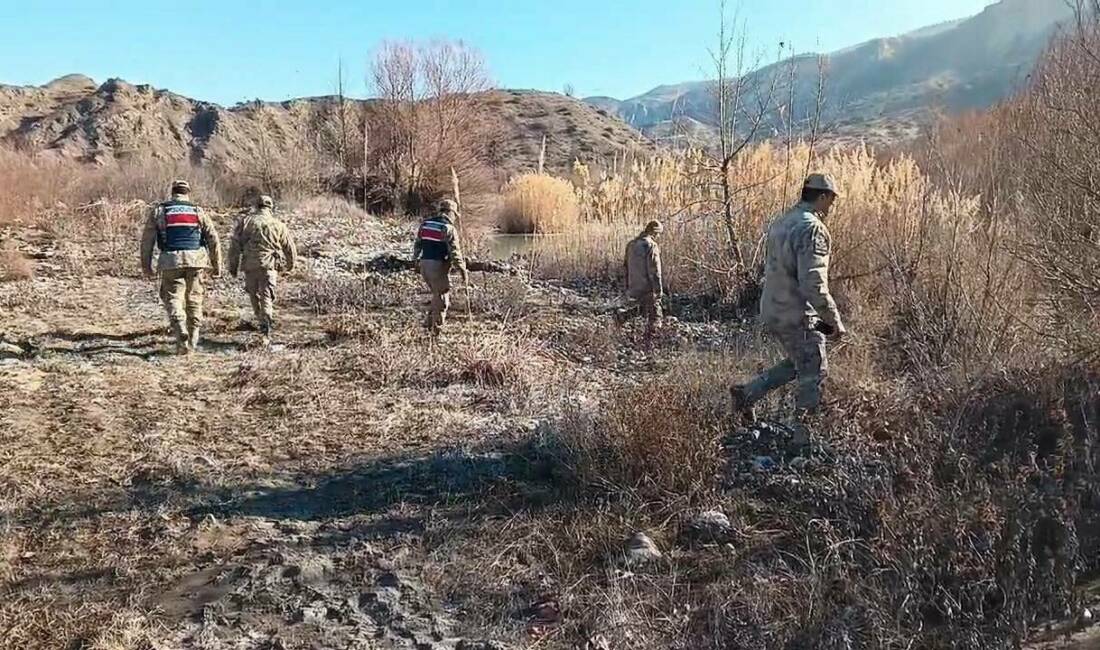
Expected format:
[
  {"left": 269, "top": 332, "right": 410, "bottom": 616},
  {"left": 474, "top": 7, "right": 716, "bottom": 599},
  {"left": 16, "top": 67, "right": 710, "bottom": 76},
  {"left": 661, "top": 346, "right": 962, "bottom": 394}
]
[
  {"left": 228, "top": 205, "right": 297, "bottom": 334},
  {"left": 617, "top": 232, "right": 664, "bottom": 336},
  {"left": 742, "top": 200, "right": 844, "bottom": 411}
]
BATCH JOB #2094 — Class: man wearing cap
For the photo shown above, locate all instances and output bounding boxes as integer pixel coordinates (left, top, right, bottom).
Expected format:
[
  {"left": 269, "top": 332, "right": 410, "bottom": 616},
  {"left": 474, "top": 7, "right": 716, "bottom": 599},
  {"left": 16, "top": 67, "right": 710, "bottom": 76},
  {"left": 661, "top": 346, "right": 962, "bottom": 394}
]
[
  {"left": 412, "top": 199, "right": 467, "bottom": 335},
  {"left": 228, "top": 194, "right": 297, "bottom": 339},
  {"left": 140, "top": 180, "right": 222, "bottom": 355},
  {"left": 731, "top": 174, "right": 846, "bottom": 421},
  {"left": 616, "top": 219, "right": 665, "bottom": 341}
]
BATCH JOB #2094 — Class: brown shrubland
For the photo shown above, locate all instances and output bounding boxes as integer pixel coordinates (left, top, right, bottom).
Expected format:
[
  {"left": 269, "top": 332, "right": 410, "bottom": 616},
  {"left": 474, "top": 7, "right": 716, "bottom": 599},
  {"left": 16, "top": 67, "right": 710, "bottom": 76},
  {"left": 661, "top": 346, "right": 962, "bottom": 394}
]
[{"left": 3, "top": 10, "right": 1100, "bottom": 650}]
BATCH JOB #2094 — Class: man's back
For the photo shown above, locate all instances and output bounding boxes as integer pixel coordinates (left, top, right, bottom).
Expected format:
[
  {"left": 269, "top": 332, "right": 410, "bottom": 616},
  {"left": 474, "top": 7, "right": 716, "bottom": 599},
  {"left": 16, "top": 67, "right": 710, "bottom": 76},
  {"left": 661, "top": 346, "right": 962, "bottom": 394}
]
[
  {"left": 625, "top": 235, "right": 661, "bottom": 298},
  {"left": 760, "top": 202, "right": 837, "bottom": 332},
  {"left": 234, "top": 210, "right": 295, "bottom": 272}
]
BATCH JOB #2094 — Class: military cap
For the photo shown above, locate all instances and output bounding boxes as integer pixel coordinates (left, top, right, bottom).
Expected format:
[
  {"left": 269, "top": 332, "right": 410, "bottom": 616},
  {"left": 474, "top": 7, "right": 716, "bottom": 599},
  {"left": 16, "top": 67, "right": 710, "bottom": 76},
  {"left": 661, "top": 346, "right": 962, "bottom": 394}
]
[{"left": 803, "top": 173, "right": 839, "bottom": 195}]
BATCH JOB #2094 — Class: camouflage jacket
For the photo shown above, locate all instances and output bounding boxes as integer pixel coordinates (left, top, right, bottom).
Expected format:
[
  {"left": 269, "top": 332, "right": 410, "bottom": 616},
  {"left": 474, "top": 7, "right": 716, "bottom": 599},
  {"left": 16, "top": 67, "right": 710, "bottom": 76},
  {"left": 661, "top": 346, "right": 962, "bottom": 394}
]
[
  {"left": 759, "top": 201, "right": 843, "bottom": 333},
  {"left": 624, "top": 234, "right": 663, "bottom": 298},
  {"left": 228, "top": 207, "right": 297, "bottom": 275},
  {"left": 140, "top": 194, "right": 221, "bottom": 273}
]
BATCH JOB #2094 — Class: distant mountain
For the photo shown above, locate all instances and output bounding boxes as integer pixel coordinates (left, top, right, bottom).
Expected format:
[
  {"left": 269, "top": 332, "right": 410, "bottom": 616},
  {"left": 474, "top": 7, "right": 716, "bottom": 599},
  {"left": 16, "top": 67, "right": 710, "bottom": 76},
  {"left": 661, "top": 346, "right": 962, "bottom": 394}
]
[
  {"left": 0, "top": 79, "right": 651, "bottom": 177},
  {"left": 587, "top": 0, "right": 1077, "bottom": 146}
]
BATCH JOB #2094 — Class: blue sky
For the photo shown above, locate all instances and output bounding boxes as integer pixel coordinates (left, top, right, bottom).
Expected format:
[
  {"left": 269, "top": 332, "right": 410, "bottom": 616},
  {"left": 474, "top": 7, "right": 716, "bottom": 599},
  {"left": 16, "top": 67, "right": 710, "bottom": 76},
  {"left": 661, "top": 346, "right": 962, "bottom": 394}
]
[{"left": 2, "top": 0, "right": 994, "bottom": 105}]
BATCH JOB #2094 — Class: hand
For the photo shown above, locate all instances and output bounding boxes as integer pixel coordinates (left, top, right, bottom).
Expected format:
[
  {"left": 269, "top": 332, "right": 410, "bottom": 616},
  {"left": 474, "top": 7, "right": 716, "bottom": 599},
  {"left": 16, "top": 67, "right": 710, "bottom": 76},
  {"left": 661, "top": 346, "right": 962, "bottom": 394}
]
[
  {"left": 814, "top": 320, "right": 835, "bottom": 336},
  {"left": 815, "top": 320, "right": 847, "bottom": 341}
]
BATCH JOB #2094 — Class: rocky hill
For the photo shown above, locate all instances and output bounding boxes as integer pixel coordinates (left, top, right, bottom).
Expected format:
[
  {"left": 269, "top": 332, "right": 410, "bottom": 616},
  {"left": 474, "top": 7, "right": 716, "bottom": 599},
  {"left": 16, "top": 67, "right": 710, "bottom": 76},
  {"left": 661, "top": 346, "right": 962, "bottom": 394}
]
[
  {"left": 0, "top": 78, "right": 651, "bottom": 177},
  {"left": 589, "top": 0, "right": 1077, "bottom": 146}
]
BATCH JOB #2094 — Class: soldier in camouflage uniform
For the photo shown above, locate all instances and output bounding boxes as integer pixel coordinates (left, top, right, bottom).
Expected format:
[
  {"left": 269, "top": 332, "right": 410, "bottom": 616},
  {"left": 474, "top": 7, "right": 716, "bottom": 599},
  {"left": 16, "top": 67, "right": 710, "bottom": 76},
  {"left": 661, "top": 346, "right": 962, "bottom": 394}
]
[
  {"left": 228, "top": 195, "right": 297, "bottom": 338},
  {"left": 616, "top": 220, "right": 665, "bottom": 340},
  {"left": 412, "top": 199, "right": 467, "bottom": 335},
  {"left": 731, "top": 174, "right": 846, "bottom": 421},
  {"left": 140, "top": 180, "right": 222, "bottom": 355}
]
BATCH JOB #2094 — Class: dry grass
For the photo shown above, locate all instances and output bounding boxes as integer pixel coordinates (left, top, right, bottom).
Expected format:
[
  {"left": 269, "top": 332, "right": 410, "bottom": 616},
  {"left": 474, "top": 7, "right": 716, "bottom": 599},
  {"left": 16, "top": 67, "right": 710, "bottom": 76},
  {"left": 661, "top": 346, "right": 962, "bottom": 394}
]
[
  {"left": 0, "top": 147, "right": 239, "bottom": 229},
  {"left": 0, "top": 244, "right": 34, "bottom": 282},
  {"left": 551, "top": 354, "right": 732, "bottom": 503},
  {"left": 496, "top": 173, "right": 581, "bottom": 233}
]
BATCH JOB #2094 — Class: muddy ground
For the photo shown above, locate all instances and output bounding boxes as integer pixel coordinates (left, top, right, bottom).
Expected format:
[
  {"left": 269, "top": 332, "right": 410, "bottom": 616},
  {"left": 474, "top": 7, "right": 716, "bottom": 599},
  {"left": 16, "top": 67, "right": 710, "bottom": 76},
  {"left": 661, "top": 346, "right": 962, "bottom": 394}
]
[{"left": 2, "top": 208, "right": 1097, "bottom": 649}]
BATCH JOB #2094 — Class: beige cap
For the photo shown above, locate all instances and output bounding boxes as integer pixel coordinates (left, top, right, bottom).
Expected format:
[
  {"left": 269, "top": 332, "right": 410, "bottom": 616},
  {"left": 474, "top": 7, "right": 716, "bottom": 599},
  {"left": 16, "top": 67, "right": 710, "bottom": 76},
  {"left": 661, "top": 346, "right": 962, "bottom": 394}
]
[
  {"left": 438, "top": 199, "right": 458, "bottom": 213},
  {"left": 644, "top": 219, "right": 664, "bottom": 234},
  {"left": 258, "top": 195, "right": 274, "bottom": 208},
  {"left": 171, "top": 179, "right": 191, "bottom": 194},
  {"left": 803, "top": 173, "right": 839, "bottom": 195}
]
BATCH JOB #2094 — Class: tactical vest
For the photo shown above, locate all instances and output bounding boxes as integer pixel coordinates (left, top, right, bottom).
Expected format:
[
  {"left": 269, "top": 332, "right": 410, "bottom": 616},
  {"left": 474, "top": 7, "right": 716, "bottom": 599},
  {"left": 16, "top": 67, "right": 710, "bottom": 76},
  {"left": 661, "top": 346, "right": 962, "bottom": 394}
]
[
  {"left": 157, "top": 199, "right": 205, "bottom": 252},
  {"left": 417, "top": 218, "right": 451, "bottom": 261}
]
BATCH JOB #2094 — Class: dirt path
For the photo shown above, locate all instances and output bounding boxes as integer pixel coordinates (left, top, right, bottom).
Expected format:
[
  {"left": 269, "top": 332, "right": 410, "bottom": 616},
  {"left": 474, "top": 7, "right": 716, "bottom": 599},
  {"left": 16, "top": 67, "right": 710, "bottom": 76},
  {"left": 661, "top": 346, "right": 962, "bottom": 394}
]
[{"left": 1, "top": 217, "right": 718, "bottom": 649}]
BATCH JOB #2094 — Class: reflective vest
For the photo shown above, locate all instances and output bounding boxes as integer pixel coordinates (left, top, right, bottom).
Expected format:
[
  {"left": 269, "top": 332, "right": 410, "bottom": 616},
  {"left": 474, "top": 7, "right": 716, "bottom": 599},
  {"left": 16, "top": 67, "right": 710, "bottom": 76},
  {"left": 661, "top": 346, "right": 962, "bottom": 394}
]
[
  {"left": 417, "top": 218, "right": 451, "bottom": 261},
  {"left": 157, "top": 199, "right": 204, "bottom": 252}
]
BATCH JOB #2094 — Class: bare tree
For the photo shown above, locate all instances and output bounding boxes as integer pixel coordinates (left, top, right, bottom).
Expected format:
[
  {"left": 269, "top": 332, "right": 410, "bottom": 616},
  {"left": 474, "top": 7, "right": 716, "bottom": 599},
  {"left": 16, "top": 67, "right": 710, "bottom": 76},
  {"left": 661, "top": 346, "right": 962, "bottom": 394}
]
[
  {"left": 367, "top": 39, "right": 492, "bottom": 214},
  {"left": 705, "top": 0, "right": 787, "bottom": 269}
]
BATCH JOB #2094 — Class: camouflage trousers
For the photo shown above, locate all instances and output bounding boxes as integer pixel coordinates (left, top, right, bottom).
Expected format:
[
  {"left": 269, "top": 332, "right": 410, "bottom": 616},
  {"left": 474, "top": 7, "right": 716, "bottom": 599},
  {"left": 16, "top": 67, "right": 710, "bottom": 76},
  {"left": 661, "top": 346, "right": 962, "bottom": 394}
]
[
  {"left": 743, "top": 326, "right": 828, "bottom": 412},
  {"left": 420, "top": 260, "right": 451, "bottom": 332},
  {"left": 160, "top": 268, "right": 205, "bottom": 345},
  {"left": 616, "top": 292, "right": 662, "bottom": 336},
  {"left": 245, "top": 269, "right": 278, "bottom": 333}
]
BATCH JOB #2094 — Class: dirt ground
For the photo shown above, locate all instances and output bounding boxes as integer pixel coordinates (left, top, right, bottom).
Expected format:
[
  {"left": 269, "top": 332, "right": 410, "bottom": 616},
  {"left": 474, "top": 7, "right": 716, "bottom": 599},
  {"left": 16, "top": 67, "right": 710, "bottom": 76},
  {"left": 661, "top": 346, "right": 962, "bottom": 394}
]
[
  {"left": 0, "top": 208, "right": 730, "bottom": 649},
  {"left": 2, "top": 208, "right": 1097, "bottom": 649}
]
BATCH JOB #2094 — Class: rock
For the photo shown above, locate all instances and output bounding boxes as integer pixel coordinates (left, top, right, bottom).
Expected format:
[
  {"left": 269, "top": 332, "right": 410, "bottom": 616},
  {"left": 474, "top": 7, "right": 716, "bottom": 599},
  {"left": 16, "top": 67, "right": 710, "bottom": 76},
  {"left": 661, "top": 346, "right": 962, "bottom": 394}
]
[
  {"left": 623, "top": 532, "right": 662, "bottom": 566},
  {"left": 285, "top": 556, "right": 334, "bottom": 586},
  {"left": 789, "top": 456, "right": 809, "bottom": 471},
  {"left": 0, "top": 342, "right": 26, "bottom": 359},
  {"left": 752, "top": 456, "right": 777, "bottom": 472},
  {"left": 528, "top": 597, "right": 561, "bottom": 623},
  {"left": 377, "top": 571, "right": 404, "bottom": 589},
  {"left": 296, "top": 602, "right": 328, "bottom": 625},
  {"left": 685, "top": 510, "right": 735, "bottom": 544}
]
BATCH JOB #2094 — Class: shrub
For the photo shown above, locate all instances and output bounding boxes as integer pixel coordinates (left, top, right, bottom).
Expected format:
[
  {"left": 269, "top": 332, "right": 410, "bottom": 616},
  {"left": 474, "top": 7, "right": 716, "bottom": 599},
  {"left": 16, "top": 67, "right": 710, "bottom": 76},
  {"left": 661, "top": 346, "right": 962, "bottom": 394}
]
[
  {"left": 0, "top": 246, "right": 34, "bottom": 282},
  {"left": 552, "top": 355, "right": 730, "bottom": 502},
  {"left": 495, "top": 173, "right": 580, "bottom": 233}
]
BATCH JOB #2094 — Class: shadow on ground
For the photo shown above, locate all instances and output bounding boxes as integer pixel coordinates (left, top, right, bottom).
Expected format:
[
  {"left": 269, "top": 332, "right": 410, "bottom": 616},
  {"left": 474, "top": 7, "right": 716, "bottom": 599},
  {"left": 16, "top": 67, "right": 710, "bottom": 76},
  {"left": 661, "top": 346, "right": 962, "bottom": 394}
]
[{"left": 8, "top": 437, "right": 565, "bottom": 533}]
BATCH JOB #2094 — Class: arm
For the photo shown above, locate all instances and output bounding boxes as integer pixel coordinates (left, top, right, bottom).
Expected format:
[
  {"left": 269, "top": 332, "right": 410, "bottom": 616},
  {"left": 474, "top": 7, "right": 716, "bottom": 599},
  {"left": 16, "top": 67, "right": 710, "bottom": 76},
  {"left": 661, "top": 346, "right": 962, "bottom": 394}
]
[
  {"left": 648, "top": 241, "right": 663, "bottom": 297},
  {"left": 412, "top": 233, "right": 423, "bottom": 261},
  {"left": 227, "top": 218, "right": 243, "bottom": 277},
  {"left": 447, "top": 225, "right": 467, "bottom": 274},
  {"left": 796, "top": 223, "right": 843, "bottom": 332},
  {"left": 140, "top": 207, "right": 159, "bottom": 276},
  {"left": 623, "top": 242, "right": 631, "bottom": 291},
  {"left": 200, "top": 211, "right": 222, "bottom": 276},
  {"left": 281, "top": 222, "right": 297, "bottom": 274}
]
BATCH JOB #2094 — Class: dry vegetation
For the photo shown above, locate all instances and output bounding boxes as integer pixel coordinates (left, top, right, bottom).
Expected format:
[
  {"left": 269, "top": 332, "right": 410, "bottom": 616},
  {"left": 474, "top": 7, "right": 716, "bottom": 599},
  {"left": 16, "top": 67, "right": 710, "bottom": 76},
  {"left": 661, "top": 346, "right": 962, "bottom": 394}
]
[
  {"left": 495, "top": 173, "right": 581, "bottom": 234},
  {"left": 2, "top": 8, "right": 1100, "bottom": 650}
]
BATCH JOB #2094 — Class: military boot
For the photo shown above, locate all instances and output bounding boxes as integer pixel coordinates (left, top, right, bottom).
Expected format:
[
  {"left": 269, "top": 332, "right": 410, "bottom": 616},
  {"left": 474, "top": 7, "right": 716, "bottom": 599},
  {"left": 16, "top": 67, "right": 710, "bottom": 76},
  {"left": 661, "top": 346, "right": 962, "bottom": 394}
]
[
  {"left": 258, "top": 319, "right": 272, "bottom": 346},
  {"left": 186, "top": 324, "right": 201, "bottom": 353},
  {"left": 170, "top": 320, "right": 190, "bottom": 355}
]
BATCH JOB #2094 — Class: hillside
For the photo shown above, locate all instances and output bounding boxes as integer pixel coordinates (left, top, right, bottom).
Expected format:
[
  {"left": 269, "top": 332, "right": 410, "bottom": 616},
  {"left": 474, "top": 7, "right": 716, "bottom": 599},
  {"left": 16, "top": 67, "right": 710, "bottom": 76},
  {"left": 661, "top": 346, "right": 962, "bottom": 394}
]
[
  {"left": 589, "top": 0, "right": 1076, "bottom": 145},
  {"left": 0, "top": 79, "right": 652, "bottom": 177}
]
